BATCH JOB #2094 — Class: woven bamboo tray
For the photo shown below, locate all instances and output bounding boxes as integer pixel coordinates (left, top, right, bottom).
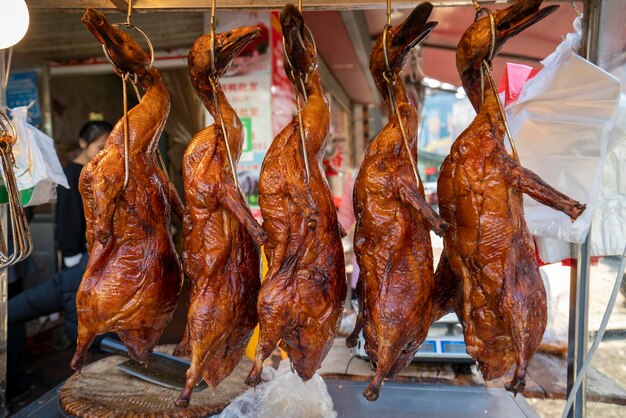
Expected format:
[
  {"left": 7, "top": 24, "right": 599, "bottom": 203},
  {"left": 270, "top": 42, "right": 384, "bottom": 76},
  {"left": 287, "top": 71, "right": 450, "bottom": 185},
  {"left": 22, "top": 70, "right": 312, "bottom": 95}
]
[{"left": 59, "top": 345, "right": 251, "bottom": 418}]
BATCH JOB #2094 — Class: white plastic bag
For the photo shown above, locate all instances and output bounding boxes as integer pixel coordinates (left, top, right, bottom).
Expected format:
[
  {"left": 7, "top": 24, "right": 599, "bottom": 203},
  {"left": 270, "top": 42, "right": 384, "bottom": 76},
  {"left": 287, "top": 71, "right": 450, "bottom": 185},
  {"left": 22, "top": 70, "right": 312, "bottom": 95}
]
[
  {"left": 590, "top": 93, "right": 626, "bottom": 256},
  {"left": 7, "top": 106, "right": 68, "bottom": 206},
  {"left": 505, "top": 16, "right": 621, "bottom": 247},
  {"left": 219, "top": 360, "right": 337, "bottom": 418}
]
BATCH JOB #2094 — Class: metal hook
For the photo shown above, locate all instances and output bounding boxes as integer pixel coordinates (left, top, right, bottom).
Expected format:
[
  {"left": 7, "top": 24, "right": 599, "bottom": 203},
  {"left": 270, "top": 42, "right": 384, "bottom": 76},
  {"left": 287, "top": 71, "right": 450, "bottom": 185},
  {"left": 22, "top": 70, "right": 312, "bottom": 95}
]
[
  {"left": 0, "top": 111, "right": 33, "bottom": 268},
  {"left": 380, "top": 1, "right": 422, "bottom": 195},
  {"left": 209, "top": 75, "right": 241, "bottom": 191},
  {"left": 280, "top": 5, "right": 315, "bottom": 186},
  {"left": 209, "top": 0, "right": 217, "bottom": 75},
  {"left": 101, "top": 23, "right": 155, "bottom": 76},
  {"left": 121, "top": 72, "right": 131, "bottom": 189},
  {"left": 474, "top": 6, "right": 519, "bottom": 161}
]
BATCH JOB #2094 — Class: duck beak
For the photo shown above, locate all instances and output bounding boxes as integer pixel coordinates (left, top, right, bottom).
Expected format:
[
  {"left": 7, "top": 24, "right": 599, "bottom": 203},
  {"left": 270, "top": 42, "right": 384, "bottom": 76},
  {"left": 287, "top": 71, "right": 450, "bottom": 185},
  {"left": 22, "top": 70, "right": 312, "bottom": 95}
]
[
  {"left": 281, "top": 4, "right": 307, "bottom": 58},
  {"left": 393, "top": 2, "right": 438, "bottom": 53},
  {"left": 496, "top": 0, "right": 559, "bottom": 40},
  {"left": 221, "top": 26, "right": 261, "bottom": 62},
  {"left": 82, "top": 8, "right": 123, "bottom": 50}
]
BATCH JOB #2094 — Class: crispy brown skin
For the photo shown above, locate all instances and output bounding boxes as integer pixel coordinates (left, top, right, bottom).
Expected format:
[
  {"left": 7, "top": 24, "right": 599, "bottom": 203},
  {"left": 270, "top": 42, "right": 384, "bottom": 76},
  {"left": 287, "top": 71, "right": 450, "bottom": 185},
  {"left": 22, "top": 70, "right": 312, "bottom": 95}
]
[
  {"left": 434, "top": 0, "right": 585, "bottom": 394},
  {"left": 71, "top": 9, "right": 184, "bottom": 370},
  {"left": 246, "top": 5, "right": 346, "bottom": 386},
  {"left": 345, "top": 3, "right": 445, "bottom": 401},
  {"left": 174, "top": 28, "right": 266, "bottom": 408}
]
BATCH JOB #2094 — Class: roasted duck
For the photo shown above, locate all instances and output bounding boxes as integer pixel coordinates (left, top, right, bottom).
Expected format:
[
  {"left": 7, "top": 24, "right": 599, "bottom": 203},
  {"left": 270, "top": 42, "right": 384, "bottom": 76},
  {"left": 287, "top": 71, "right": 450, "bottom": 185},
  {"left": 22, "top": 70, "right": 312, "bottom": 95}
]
[
  {"left": 246, "top": 5, "right": 346, "bottom": 386},
  {"left": 174, "top": 27, "right": 266, "bottom": 408},
  {"left": 345, "top": 3, "right": 445, "bottom": 401},
  {"left": 71, "top": 9, "right": 184, "bottom": 370},
  {"left": 434, "top": 0, "right": 586, "bottom": 393}
]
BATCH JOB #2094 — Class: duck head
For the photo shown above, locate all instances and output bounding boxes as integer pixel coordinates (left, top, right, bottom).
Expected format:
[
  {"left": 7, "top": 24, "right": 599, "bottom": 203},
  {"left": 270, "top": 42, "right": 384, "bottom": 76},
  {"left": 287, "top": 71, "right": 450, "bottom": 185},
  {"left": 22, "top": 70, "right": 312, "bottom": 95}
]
[
  {"left": 370, "top": 2, "right": 437, "bottom": 101},
  {"left": 280, "top": 4, "right": 318, "bottom": 83},
  {"left": 188, "top": 26, "right": 261, "bottom": 93},
  {"left": 457, "top": 0, "right": 558, "bottom": 108},
  {"left": 82, "top": 8, "right": 153, "bottom": 78}
]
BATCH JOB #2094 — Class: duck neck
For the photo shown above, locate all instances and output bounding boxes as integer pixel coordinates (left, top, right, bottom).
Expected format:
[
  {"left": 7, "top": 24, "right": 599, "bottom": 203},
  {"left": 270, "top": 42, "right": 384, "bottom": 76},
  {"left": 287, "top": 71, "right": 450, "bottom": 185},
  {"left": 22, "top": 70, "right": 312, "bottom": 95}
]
[
  {"left": 380, "top": 73, "right": 418, "bottom": 150},
  {"left": 462, "top": 65, "right": 505, "bottom": 135},
  {"left": 199, "top": 80, "right": 243, "bottom": 161},
  {"left": 299, "top": 72, "right": 330, "bottom": 156},
  {"left": 109, "top": 67, "right": 169, "bottom": 155}
]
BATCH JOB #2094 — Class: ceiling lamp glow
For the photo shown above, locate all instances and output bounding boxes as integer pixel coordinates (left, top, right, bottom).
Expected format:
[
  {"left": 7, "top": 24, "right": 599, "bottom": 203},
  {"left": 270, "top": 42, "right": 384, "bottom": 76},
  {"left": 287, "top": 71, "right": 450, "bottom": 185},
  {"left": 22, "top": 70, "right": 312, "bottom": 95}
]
[{"left": 0, "top": 0, "right": 30, "bottom": 49}]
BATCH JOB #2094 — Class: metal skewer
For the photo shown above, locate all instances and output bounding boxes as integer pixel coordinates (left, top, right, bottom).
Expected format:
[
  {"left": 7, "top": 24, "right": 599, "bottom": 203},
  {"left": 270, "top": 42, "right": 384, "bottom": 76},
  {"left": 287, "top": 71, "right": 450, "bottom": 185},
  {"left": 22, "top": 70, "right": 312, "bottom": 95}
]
[
  {"left": 208, "top": 0, "right": 241, "bottom": 190},
  {"left": 101, "top": 0, "right": 155, "bottom": 189},
  {"left": 381, "top": 0, "right": 423, "bottom": 190},
  {"left": 474, "top": 5, "right": 520, "bottom": 161}
]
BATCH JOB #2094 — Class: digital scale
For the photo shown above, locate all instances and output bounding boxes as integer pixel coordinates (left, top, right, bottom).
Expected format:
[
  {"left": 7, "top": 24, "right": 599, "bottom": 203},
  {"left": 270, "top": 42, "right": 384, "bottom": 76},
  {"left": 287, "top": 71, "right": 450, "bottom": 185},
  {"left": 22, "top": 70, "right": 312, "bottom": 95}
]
[{"left": 351, "top": 300, "right": 472, "bottom": 362}]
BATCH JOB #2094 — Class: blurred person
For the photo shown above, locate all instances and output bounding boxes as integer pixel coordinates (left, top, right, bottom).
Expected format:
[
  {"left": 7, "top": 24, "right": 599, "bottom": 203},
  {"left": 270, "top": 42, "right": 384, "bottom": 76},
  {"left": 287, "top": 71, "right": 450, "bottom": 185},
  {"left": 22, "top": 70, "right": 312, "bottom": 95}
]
[{"left": 55, "top": 121, "right": 111, "bottom": 269}]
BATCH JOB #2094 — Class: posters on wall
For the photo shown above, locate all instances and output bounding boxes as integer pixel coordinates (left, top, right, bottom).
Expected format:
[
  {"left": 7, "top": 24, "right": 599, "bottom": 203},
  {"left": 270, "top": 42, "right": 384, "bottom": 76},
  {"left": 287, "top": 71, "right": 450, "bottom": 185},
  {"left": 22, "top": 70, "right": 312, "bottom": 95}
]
[{"left": 7, "top": 71, "right": 41, "bottom": 126}]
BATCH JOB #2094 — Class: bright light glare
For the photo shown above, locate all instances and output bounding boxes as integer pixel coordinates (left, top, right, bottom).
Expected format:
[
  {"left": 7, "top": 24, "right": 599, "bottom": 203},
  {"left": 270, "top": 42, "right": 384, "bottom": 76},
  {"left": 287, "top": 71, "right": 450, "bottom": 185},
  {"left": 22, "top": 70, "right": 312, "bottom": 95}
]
[{"left": 0, "top": 0, "right": 30, "bottom": 49}]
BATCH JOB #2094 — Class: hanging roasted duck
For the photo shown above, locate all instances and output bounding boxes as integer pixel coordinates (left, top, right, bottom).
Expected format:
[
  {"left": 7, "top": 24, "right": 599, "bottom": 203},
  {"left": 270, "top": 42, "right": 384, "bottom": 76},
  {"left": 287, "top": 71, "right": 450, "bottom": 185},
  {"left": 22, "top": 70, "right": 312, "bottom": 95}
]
[
  {"left": 246, "top": 4, "right": 346, "bottom": 386},
  {"left": 434, "top": 0, "right": 586, "bottom": 393},
  {"left": 71, "top": 9, "right": 184, "bottom": 370},
  {"left": 173, "top": 27, "right": 267, "bottom": 408},
  {"left": 345, "top": 3, "right": 445, "bottom": 402}
]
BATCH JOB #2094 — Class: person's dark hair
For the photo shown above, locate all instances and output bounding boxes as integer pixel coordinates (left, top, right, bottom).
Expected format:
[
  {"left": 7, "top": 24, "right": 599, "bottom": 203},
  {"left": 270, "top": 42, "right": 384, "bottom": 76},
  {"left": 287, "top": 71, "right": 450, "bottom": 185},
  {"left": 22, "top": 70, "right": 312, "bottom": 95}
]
[{"left": 79, "top": 121, "right": 113, "bottom": 145}]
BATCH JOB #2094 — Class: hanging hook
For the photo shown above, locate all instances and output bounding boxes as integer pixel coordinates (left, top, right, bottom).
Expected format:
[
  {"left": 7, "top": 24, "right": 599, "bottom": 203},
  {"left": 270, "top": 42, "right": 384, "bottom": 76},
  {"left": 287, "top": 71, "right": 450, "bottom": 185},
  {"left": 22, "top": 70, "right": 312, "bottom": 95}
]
[
  {"left": 380, "top": 0, "right": 422, "bottom": 193},
  {"left": 121, "top": 72, "right": 130, "bottom": 189},
  {"left": 126, "top": 0, "right": 133, "bottom": 25},
  {"left": 209, "top": 0, "right": 217, "bottom": 76},
  {"left": 474, "top": 6, "right": 520, "bottom": 161},
  {"left": 0, "top": 111, "right": 33, "bottom": 268},
  {"left": 281, "top": 2, "right": 313, "bottom": 185},
  {"left": 205, "top": 1, "right": 241, "bottom": 191}
]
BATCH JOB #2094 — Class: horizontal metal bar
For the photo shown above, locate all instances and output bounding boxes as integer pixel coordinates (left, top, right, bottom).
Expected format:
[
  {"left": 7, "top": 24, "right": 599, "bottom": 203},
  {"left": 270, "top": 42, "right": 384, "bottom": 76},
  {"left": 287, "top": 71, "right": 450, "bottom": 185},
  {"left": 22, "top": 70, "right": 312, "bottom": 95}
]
[{"left": 26, "top": 0, "right": 575, "bottom": 12}]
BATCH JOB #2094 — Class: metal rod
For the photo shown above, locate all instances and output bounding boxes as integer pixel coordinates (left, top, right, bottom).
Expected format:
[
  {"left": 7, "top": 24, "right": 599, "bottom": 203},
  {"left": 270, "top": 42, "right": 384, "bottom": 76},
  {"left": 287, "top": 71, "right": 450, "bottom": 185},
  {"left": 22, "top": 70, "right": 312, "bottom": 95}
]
[
  {"left": 122, "top": 73, "right": 130, "bottom": 189},
  {"left": 126, "top": 0, "right": 133, "bottom": 24},
  {"left": 380, "top": 22, "right": 422, "bottom": 194},
  {"left": 2, "top": 48, "right": 11, "bottom": 91},
  {"left": 27, "top": 0, "right": 579, "bottom": 12},
  {"left": 210, "top": 0, "right": 216, "bottom": 73},
  {"left": 209, "top": 79, "right": 240, "bottom": 189},
  {"left": 567, "top": 235, "right": 591, "bottom": 418},
  {"left": 565, "top": 2, "right": 598, "bottom": 417},
  {"left": 483, "top": 60, "right": 519, "bottom": 161},
  {"left": 295, "top": 87, "right": 310, "bottom": 185},
  {"left": 386, "top": 0, "right": 391, "bottom": 25}
]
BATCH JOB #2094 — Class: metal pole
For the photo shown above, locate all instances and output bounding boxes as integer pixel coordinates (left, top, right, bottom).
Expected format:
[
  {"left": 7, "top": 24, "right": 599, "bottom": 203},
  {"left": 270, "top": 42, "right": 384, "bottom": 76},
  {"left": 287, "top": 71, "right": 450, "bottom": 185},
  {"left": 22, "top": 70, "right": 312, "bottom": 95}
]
[
  {"left": 567, "top": 232, "right": 591, "bottom": 418},
  {"left": 565, "top": 1, "right": 602, "bottom": 417}
]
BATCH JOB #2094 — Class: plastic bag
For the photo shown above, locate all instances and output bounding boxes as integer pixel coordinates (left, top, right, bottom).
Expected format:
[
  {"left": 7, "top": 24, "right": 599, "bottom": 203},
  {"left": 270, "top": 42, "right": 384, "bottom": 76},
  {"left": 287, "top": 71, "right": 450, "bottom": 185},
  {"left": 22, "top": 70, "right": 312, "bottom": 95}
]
[
  {"left": 7, "top": 106, "right": 68, "bottom": 206},
  {"left": 590, "top": 93, "right": 626, "bottom": 256},
  {"left": 219, "top": 360, "right": 337, "bottom": 418},
  {"left": 504, "top": 16, "right": 621, "bottom": 247}
]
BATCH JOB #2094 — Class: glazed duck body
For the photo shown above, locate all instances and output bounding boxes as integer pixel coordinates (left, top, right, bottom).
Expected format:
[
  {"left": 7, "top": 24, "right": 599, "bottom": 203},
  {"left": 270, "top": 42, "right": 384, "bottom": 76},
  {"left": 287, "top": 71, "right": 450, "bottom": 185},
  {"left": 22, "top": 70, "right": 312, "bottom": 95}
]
[
  {"left": 71, "top": 9, "right": 183, "bottom": 370},
  {"left": 436, "top": 92, "right": 542, "bottom": 384},
  {"left": 434, "top": 0, "right": 586, "bottom": 393},
  {"left": 246, "top": 5, "right": 346, "bottom": 386},
  {"left": 251, "top": 71, "right": 346, "bottom": 382},
  {"left": 346, "top": 3, "right": 445, "bottom": 401},
  {"left": 175, "top": 27, "right": 265, "bottom": 407}
]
